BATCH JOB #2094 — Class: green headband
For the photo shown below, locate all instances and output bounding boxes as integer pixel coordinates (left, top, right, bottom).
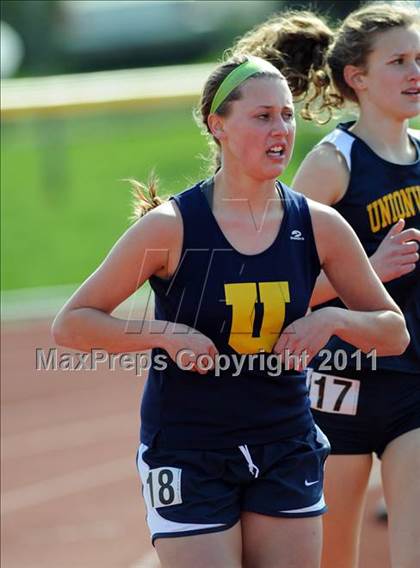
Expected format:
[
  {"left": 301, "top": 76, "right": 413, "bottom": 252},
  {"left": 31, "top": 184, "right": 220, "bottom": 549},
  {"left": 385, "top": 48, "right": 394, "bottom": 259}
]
[{"left": 210, "top": 57, "right": 280, "bottom": 115}]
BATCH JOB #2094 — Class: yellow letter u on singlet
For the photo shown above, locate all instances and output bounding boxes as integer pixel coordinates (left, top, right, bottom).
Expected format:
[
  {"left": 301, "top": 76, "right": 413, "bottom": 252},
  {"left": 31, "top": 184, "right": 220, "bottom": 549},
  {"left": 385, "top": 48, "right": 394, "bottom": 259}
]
[{"left": 224, "top": 281, "right": 290, "bottom": 354}]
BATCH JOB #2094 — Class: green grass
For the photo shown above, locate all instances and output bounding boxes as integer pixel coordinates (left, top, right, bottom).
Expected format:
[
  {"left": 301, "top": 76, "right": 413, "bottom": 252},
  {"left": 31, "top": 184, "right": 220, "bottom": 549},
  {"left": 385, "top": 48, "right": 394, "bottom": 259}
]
[
  {"left": 2, "top": 105, "right": 210, "bottom": 290},
  {"left": 3, "top": 104, "right": 417, "bottom": 291}
]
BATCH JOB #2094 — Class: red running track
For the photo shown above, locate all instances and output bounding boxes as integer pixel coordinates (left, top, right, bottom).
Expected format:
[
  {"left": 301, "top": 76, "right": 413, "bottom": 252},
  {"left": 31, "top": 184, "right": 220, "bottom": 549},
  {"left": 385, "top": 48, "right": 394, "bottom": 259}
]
[{"left": 1, "top": 320, "right": 390, "bottom": 567}]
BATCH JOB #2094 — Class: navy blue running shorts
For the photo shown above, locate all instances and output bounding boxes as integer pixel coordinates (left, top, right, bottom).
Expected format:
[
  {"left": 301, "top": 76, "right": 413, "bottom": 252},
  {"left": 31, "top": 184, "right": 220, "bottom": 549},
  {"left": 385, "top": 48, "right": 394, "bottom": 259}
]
[
  {"left": 307, "top": 368, "right": 420, "bottom": 458},
  {"left": 136, "top": 425, "right": 330, "bottom": 544}
]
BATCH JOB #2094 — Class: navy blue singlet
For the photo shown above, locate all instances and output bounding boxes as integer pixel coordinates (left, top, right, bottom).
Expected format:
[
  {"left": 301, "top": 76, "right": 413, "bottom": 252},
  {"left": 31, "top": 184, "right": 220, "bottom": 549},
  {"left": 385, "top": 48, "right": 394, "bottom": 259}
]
[
  {"left": 140, "top": 179, "right": 321, "bottom": 449},
  {"left": 313, "top": 122, "right": 420, "bottom": 375}
]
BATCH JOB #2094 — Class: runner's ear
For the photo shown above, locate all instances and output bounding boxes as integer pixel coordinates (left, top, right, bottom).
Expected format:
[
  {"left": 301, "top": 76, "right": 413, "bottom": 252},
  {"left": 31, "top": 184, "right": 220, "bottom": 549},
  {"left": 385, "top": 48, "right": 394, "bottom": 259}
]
[
  {"left": 343, "top": 64, "right": 367, "bottom": 94},
  {"left": 207, "top": 114, "right": 226, "bottom": 141}
]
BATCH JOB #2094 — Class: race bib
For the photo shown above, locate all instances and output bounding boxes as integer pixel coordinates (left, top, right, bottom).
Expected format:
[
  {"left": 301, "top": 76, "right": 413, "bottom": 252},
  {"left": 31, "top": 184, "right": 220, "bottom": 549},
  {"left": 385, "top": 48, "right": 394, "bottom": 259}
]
[
  {"left": 145, "top": 467, "right": 182, "bottom": 508},
  {"left": 307, "top": 369, "right": 360, "bottom": 416}
]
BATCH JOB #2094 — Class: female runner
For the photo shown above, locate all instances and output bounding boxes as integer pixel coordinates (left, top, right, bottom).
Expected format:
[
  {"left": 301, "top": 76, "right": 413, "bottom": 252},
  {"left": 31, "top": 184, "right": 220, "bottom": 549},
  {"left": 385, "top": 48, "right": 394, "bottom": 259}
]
[
  {"left": 53, "top": 53, "right": 409, "bottom": 568},
  {"left": 233, "top": 3, "right": 420, "bottom": 567}
]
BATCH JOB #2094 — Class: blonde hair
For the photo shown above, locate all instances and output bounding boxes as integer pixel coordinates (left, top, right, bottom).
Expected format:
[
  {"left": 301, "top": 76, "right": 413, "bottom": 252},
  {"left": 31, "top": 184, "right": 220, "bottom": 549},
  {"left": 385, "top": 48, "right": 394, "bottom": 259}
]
[{"left": 128, "top": 172, "right": 163, "bottom": 220}]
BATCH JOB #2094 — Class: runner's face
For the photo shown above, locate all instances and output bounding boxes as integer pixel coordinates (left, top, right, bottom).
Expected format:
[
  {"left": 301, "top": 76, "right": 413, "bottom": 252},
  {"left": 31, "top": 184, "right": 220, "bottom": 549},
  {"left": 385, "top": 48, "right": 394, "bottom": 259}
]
[
  {"left": 360, "top": 25, "right": 420, "bottom": 119},
  {"left": 220, "top": 76, "right": 295, "bottom": 180}
]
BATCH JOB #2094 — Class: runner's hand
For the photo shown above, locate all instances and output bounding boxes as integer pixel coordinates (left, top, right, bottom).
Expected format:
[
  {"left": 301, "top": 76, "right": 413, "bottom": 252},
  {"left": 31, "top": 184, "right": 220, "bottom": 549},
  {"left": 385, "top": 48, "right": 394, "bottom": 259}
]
[
  {"left": 160, "top": 322, "right": 218, "bottom": 374},
  {"left": 370, "top": 219, "right": 420, "bottom": 282},
  {"left": 273, "top": 309, "right": 335, "bottom": 371}
]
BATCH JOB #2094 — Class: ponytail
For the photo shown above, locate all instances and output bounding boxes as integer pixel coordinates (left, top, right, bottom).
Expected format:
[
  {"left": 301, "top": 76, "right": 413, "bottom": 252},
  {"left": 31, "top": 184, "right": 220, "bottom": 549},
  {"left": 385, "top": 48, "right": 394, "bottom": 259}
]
[{"left": 128, "top": 172, "right": 165, "bottom": 220}]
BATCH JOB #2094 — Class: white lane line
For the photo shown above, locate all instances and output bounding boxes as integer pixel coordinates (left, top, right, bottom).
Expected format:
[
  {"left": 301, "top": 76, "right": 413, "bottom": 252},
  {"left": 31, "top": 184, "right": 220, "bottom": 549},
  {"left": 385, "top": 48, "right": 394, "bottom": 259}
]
[
  {"left": 1, "top": 457, "right": 135, "bottom": 515},
  {"left": 129, "top": 550, "right": 160, "bottom": 568},
  {"left": 2, "top": 412, "right": 136, "bottom": 459}
]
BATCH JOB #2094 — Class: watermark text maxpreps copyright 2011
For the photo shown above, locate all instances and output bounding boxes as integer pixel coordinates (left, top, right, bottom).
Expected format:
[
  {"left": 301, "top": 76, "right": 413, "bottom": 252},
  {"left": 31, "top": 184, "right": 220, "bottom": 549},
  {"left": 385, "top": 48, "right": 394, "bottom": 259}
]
[{"left": 35, "top": 347, "right": 376, "bottom": 377}]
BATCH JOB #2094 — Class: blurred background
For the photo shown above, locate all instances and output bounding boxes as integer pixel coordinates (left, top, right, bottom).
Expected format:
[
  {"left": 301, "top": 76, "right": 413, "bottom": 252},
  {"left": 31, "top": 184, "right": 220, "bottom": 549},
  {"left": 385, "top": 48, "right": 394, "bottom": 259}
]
[
  {"left": 2, "top": 0, "right": 365, "bottom": 76},
  {"left": 2, "top": 0, "right": 418, "bottom": 301},
  {"left": 1, "top": 2, "right": 418, "bottom": 567},
  {"left": 2, "top": 0, "right": 374, "bottom": 301}
]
